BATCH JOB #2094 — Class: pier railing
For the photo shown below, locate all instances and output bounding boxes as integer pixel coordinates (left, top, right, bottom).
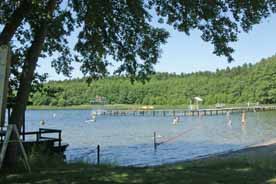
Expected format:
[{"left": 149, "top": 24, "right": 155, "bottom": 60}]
[
  {"left": 95, "top": 105, "right": 276, "bottom": 117},
  {"left": 0, "top": 128, "right": 62, "bottom": 148}
]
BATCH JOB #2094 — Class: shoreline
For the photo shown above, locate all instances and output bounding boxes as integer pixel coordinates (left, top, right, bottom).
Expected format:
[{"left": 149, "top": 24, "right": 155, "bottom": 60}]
[
  {"left": 27, "top": 104, "right": 276, "bottom": 110},
  {"left": 188, "top": 138, "right": 276, "bottom": 163}
]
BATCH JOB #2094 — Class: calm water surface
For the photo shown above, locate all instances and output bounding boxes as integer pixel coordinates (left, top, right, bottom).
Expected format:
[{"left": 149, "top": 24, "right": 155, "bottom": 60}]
[{"left": 24, "top": 110, "right": 276, "bottom": 166}]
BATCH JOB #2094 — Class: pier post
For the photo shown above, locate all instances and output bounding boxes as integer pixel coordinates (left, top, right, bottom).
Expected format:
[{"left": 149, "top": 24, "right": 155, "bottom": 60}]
[
  {"left": 154, "top": 132, "right": 157, "bottom": 150},
  {"left": 97, "top": 145, "right": 100, "bottom": 165}
]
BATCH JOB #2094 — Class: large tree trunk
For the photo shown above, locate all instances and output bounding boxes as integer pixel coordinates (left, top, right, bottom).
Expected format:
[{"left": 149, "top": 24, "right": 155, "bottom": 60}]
[
  {"left": 4, "top": 0, "right": 57, "bottom": 168},
  {"left": 0, "top": 0, "right": 32, "bottom": 46},
  {"left": 0, "top": 0, "right": 31, "bottom": 169}
]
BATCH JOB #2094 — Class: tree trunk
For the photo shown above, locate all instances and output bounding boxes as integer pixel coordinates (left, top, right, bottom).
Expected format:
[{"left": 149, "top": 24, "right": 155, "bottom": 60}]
[
  {"left": 0, "top": 0, "right": 32, "bottom": 46},
  {"left": 4, "top": 0, "right": 57, "bottom": 168}
]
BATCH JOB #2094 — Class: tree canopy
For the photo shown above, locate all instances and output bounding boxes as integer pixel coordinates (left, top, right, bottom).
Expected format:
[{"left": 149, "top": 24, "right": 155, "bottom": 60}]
[{"left": 31, "top": 55, "right": 276, "bottom": 106}]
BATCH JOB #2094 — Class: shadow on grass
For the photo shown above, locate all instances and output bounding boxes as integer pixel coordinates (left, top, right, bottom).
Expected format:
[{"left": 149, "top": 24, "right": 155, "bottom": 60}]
[
  {"left": 2, "top": 156, "right": 276, "bottom": 184},
  {"left": 3, "top": 144, "right": 276, "bottom": 183}
]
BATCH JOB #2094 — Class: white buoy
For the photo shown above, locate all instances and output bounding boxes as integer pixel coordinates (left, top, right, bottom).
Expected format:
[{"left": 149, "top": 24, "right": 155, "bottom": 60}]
[
  {"left": 53, "top": 113, "right": 56, "bottom": 118},
  {"left": 85, "top": 119, "right": 95, "bottom": 123},
  {"left": 156, "top": 134, "right": 162, "bottom": 138}
]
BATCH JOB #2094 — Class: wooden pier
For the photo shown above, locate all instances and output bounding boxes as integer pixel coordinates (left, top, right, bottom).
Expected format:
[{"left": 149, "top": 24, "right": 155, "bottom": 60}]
[
  {"left": 96, "top": 106, "right": 276, "bottom": 117},
  {"left": 0, "top": 128, "right": 68, "bottom": 154}
]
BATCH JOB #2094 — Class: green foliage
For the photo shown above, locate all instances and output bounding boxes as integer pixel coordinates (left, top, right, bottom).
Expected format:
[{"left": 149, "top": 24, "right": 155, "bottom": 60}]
[
  {"left": 31, "top": 55, "right": 276, "bottom": 106},
  {"left": 28, "top": 144, "right": 65, "bottom": 170}
]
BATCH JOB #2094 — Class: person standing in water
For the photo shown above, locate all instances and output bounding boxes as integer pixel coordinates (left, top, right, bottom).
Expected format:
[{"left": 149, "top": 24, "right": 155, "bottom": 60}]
[
  {"left": 241, "top": 111, "right": 247, "bottom": 135},
  {"left": 241, "top": 111, "right": 246, "bottom": 133},
  {"left": 226, "top": 111, "right": 232, "bottom": 127},
  {"left": 241, "top": 111, "right": 246, "bottom": 126},
  {"left": 172, "top": 116, "right": 180, "bottom": 125}
]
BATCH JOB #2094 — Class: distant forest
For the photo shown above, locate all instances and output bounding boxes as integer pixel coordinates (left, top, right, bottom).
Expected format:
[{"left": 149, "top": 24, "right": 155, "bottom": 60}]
[{"left": 31, "top": 56, "right": 276, "bottom": 106}]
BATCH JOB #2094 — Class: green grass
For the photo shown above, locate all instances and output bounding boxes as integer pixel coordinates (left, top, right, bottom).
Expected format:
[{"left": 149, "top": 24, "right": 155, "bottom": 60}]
[{"left": 2, "top": 152, "right": 276, "bottom": 184}]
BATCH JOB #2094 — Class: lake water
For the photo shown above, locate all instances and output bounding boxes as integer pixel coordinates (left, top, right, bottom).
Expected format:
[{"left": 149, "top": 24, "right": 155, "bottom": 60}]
[{"left": 24, "top": 110, "right": 276, "bottom": 166}]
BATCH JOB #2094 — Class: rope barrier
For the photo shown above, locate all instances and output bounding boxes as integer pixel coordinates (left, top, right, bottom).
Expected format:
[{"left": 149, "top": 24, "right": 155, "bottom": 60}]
[
  {"left": 154, "top": 121, "right": 246, "bottom": 147},
  {"left": 156, "top": 124, "right": 203, "bottom": 146}
]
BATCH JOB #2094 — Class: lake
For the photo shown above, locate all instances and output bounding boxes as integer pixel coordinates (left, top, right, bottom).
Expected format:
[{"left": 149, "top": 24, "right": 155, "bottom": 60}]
[{"left": 24, "top": 110, "right": 276, "bottom": 166}]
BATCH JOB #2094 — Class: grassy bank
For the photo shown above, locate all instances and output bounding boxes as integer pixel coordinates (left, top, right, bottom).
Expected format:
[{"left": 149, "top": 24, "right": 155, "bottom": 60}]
[{"left": 2, "top": 144, "right": 276, "bottom": 184}]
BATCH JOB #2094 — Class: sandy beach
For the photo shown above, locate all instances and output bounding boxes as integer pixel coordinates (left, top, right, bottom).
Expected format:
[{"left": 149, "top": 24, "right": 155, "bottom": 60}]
[{"left": 201, "top": 138, "right": 276, "bottom": 162}]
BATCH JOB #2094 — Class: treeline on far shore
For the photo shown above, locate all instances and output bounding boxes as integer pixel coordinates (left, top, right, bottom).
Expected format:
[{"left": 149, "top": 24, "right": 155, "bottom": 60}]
[{"left": 31, "top": 55, "right": 276, "bottom": 107}]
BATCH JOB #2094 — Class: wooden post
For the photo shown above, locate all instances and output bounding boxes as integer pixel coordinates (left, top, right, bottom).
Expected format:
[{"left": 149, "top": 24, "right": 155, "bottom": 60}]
[
  {"left": 7, "top": 107, "right": 10, "bottom": 124},
  {"left": 0, "top": 46, "right": 11, "bottom": 127},
  {"left": 97, "top": 145, "right": 100, "bottom": 165},
  {"left": 22, "top": 111, "right": 25, "bottom": 141},
  {"left": 58, "top": 130, "right": 61, "bottom": 147},
  {"left": 154, "top": 132, "right": 157, "bottom": 150},
  {"left": 0, "top": 125, "right": 31, "bottom": 172}
]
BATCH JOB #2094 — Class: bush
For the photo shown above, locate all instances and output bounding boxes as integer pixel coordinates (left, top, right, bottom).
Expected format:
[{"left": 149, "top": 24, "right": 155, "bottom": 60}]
[{"left": 28, "top": 144, "right": 65, "bottom": 170}]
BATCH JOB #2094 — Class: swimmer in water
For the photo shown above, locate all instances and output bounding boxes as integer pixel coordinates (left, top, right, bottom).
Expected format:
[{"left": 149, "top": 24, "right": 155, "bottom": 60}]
[
  {"left": 172, "top": 116, "right": 180, "bottom": 125},
  {"left": 91, "top": 112, "right": 97, "bottom": 121},
  {"left": 40, "top": 120, "right": 45, "bottom": 126}
]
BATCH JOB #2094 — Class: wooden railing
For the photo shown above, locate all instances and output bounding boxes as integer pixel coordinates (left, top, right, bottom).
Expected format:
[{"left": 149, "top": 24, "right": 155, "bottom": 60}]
[{"left": 0, "top": 128, "right": 62, "bottom": 148}]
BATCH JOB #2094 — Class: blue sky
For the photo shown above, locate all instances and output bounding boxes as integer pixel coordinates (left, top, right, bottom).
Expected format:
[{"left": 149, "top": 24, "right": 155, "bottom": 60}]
[{"left": 37, "top": 14, "right": 276, "bottom": 81}]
